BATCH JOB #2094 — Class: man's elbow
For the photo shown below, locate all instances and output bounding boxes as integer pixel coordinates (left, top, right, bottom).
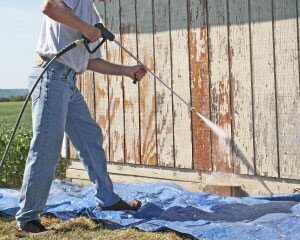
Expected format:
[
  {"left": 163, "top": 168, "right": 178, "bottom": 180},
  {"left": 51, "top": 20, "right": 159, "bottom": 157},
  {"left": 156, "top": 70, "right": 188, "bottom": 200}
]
[{"left": 41, "top": 1, "right": 55, "bottom": 15}]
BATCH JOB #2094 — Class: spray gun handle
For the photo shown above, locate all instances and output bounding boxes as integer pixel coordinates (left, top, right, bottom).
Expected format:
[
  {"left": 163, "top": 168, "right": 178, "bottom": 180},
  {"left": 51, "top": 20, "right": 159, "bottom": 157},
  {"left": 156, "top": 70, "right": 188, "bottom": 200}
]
[
  {"left": 82, "top": 23, "right": 115, "bottom": 53},
  {"left": 94, "top": 23, "right": 115, "bottom": 41}
]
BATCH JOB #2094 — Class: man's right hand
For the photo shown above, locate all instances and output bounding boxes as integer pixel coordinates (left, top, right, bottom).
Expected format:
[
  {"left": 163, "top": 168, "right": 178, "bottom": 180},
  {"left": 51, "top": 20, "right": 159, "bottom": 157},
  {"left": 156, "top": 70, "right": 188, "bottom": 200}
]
[{"left": 83, "top": 25, "right": 102, "bottom": 43}]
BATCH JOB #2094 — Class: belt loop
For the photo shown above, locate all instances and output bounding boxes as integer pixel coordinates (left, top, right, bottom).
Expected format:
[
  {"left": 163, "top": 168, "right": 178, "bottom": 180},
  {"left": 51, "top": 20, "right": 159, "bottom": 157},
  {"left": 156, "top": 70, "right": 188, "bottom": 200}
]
[
  {"left": 66, "top": 69, "right": 72, "bottom": 77},
  {"left": 66, "top": 69, "right": 76, "bottom": 79}
]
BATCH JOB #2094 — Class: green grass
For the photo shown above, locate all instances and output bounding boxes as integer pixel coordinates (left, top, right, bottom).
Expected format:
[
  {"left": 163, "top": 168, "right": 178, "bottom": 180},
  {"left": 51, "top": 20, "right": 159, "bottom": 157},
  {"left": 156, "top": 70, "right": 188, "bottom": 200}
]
[
  {"left": 0, "top": 101, "right": 32, "bottom": 130},
  {"left": 0, "top": 217, "right": 186, "bottom": 240}
]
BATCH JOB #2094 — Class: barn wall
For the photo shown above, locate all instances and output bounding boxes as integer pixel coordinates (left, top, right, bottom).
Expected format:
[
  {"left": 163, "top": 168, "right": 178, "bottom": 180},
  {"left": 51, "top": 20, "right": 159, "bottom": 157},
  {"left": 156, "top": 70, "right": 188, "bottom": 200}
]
[{"left": 67, "top": 0, "right": 300, "bottom": 195}]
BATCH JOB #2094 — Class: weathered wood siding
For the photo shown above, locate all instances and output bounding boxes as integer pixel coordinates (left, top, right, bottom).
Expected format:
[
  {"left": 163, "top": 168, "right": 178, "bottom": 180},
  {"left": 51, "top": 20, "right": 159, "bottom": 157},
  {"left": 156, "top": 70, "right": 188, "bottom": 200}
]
[{"left": 67, "top": 0, "right": 300, "bottom": 185}]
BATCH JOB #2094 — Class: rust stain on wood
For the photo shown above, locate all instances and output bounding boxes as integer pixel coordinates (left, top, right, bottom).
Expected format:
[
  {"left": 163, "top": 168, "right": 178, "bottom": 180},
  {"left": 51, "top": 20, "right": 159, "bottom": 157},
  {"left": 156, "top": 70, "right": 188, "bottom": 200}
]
[
  {"left": 189, "top": 28, "right": 211, "bottom": 171},
  {"left": 140, "top": 89, "right": 157, "bottom": 165},
  {"left": 188, "top": 0, "right": 212, "bottom": 171},
  {"left": 108, "top": 97, "right": 121, "bottom": 126},
  {"left": 110, "top": 131, "right": 124, "bottom": 162},
  {"left": 95, "top": 85, "right": 106, "bottom": 99}
]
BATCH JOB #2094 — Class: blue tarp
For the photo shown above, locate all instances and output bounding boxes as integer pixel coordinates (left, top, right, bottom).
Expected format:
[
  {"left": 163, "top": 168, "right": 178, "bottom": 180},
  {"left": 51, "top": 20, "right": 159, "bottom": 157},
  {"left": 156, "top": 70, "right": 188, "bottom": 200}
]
[{"left": 1, "top": 179, "right": 300, "bottom": 240}]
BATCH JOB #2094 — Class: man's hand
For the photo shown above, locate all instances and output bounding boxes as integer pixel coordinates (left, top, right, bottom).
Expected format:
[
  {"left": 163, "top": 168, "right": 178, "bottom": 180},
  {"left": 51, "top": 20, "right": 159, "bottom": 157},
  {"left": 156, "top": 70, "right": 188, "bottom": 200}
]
[
  {"left": 125, "top": 65, "right": 147, "bottom": 82},
  {"left": 82, "top": 25, "right": 102, "bottom": 43}
]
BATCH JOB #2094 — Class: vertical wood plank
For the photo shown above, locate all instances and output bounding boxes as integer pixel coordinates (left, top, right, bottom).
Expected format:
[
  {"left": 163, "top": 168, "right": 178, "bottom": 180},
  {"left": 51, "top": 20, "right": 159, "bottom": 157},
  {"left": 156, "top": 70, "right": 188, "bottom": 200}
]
[
  {"left": 170, "top": 0, "right": 193, "bottom": 169},
  {"left": 188, "top": 0, "right": 212, "bottom": 171},
  {"left": 69, "top": 138, "right": 78, "bottom": 159},
  {"left": 153, "top": 0, "right": 174, "bottom": 167},
  {"left": 82, "top": 71, "right": 95, "bottom": 119},
  {"left": 69, "top": 74, "right": 83, "bottom": 159},
  {"left": 106, "top": 0, "right": 125, "bottom": 163},
  {"left": 136, "top": 0, "right": 157, "bottom": 166},
  {"left": 274, "top": 0, "right": 300, "bottom": 179},
  {"left": 250, "top": 0, "right": 278, "bottom": 177},
  {"left": 120, "top": 0, "right": 140, "bottom": 164},
  {"left": 228, "top": 0, "right": 254, "bottom": 175},
  {"left": 94, "top": 1, "right": 110, "bottom": 162},
  {"left": 61, "top": 134, "right": 69, "bottom": 158},
  {"left": 207, "top": 0, "right": 233, "bottom": 173}
]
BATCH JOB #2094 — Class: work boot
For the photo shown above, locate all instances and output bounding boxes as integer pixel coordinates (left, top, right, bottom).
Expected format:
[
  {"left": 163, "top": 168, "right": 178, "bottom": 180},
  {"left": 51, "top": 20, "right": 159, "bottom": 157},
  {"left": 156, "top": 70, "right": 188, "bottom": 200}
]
[
  {"left": 15, "top": 220, "right": 53, "bottom": 238},
  {"left": 98, "top": 199, "right": 142, "bottom": 211}
]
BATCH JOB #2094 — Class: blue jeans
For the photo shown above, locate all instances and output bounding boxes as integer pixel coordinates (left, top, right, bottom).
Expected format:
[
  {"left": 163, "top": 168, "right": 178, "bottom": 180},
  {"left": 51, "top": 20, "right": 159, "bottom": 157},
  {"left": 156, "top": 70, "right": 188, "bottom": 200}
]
[{"left": 16, "top": 61, "right": 120, "bottom": 228}]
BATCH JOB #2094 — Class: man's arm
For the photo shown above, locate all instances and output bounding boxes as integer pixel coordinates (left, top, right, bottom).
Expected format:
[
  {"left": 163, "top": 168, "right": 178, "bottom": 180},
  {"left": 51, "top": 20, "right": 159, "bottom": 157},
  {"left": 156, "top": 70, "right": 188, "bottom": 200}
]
[
  {"left": 87, "top": 58, "right": 147, "bottom": 82},
  {"left": 41, "top": 0, "right": 100, "bottom": 42}
]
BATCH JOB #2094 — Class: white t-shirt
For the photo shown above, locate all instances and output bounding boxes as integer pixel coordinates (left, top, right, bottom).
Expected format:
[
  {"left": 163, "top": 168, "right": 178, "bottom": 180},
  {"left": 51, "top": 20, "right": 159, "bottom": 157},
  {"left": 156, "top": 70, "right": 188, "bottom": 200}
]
[{"left": 37, "top": 0, "right": 102, "bottom": 73}]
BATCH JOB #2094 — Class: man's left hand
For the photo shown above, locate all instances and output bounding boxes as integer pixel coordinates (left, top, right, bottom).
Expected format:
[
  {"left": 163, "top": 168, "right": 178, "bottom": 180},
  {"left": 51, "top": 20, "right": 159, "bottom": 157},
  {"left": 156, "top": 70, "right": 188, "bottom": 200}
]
[{"left": 126, "top": 65, "right": 147, "bottom": 82}]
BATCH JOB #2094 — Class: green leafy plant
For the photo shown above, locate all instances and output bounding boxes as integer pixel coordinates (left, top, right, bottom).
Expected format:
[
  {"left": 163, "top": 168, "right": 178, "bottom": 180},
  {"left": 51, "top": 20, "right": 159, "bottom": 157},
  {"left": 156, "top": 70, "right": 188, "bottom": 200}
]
[{"left": 0, "top": 126, "right": 68, "bottom": 188}]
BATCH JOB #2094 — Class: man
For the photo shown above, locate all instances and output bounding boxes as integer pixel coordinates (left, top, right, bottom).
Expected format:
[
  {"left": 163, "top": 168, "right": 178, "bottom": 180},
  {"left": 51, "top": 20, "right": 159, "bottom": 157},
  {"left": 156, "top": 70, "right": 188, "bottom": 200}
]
[{"left": 16, "top": 0, "right": 146, "bottom": 236}]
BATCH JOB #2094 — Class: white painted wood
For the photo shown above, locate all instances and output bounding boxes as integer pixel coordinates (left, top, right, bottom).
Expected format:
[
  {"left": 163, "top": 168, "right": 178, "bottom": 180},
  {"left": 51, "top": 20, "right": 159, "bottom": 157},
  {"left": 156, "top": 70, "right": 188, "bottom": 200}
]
[
  {"left": 67, "top": 0, "right": 300, "bottom": 190},
  {"left": 189, "top": 0, "right": 212, "bottom": 170},
  {"left": 136, "top": 0, "right": 157, "bottom": 165},
  {"left": 69, "top": 75, "right": 83, "bottom": 160},
  {"left": 120, "top": 0, "right": 140, "bottom": 164},
  {"left": 106, "top": 0, "right": 125, "bottom": 163},
  {"left": 71, "top": 175, "right": 206, "bottom": 193},
  {"left": 93, "top": 1, "right": 102, "bottom": 18},
  {"left": 82, "top": 71, "right": 95, "bottom": 119},
  {"left": 94, "top": 1, "right": 110, "bottom": 161},
  {"left": 61, "top": 134, "right": 68, "bottom": 158},
  {"left": 250, "top": 0, "right": 278, "bottom": 177},
  {"left": 200, "top": 172, "right": 300, "bottom": 195},
  {"left": 67, "top": 161, "right": 300, "bottom": 195},
  {"left": 207, "top": 0, "right": 233, "bottom": 172},
  {"left": 228, "top": 0, "right": 254, "bottom": 175},
  {"left": 69, "top": 160, "right": 202, "bottom": 183},
  {"left": 153, "top": 0, "right": 174, "bottom": 167},
  {"left": 274, "top": 0, "right": 300, "bottom": 179},
  {"left": 170, "top": 0, "right": 193, "bottom": 169}
]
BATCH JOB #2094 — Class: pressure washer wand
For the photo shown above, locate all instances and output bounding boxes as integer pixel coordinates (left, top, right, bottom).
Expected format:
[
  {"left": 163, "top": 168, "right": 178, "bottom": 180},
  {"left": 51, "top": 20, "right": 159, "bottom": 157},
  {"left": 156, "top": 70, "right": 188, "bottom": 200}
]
[
  {"left": 86, "top": 24, "right": 228, "bottom": 140},
  {"left": 109, "top": 26, "right": 229, "bottom": 140},
  {"left": 113, "top": 39, "right": 229, "bottom": 138},
  {"left": 113, "top": 40, "right": 196, "bottom": 113},
  {"left": 92, "top": 24, "right": 197, "bottom": 114}
]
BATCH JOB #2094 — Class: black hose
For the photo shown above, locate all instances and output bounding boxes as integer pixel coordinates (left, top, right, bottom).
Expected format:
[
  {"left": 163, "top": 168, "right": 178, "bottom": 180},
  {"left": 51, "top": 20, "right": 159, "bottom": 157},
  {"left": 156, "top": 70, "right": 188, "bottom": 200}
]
[
  {"left": 0, "top": 57, "right": 58, "bottom": 169},
  {"left": 1, "top": 24, "right": 124, "bottom": 170},
  {"left": 0, "top": 39, "right": 83, "bottom": 169}
]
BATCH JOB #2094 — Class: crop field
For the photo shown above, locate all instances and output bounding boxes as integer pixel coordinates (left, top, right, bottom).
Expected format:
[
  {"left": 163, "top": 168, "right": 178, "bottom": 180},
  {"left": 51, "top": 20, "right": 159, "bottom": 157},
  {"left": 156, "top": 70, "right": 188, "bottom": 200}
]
[{"left": 0, "top": 101, "right": 32, "bottom": 130}]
